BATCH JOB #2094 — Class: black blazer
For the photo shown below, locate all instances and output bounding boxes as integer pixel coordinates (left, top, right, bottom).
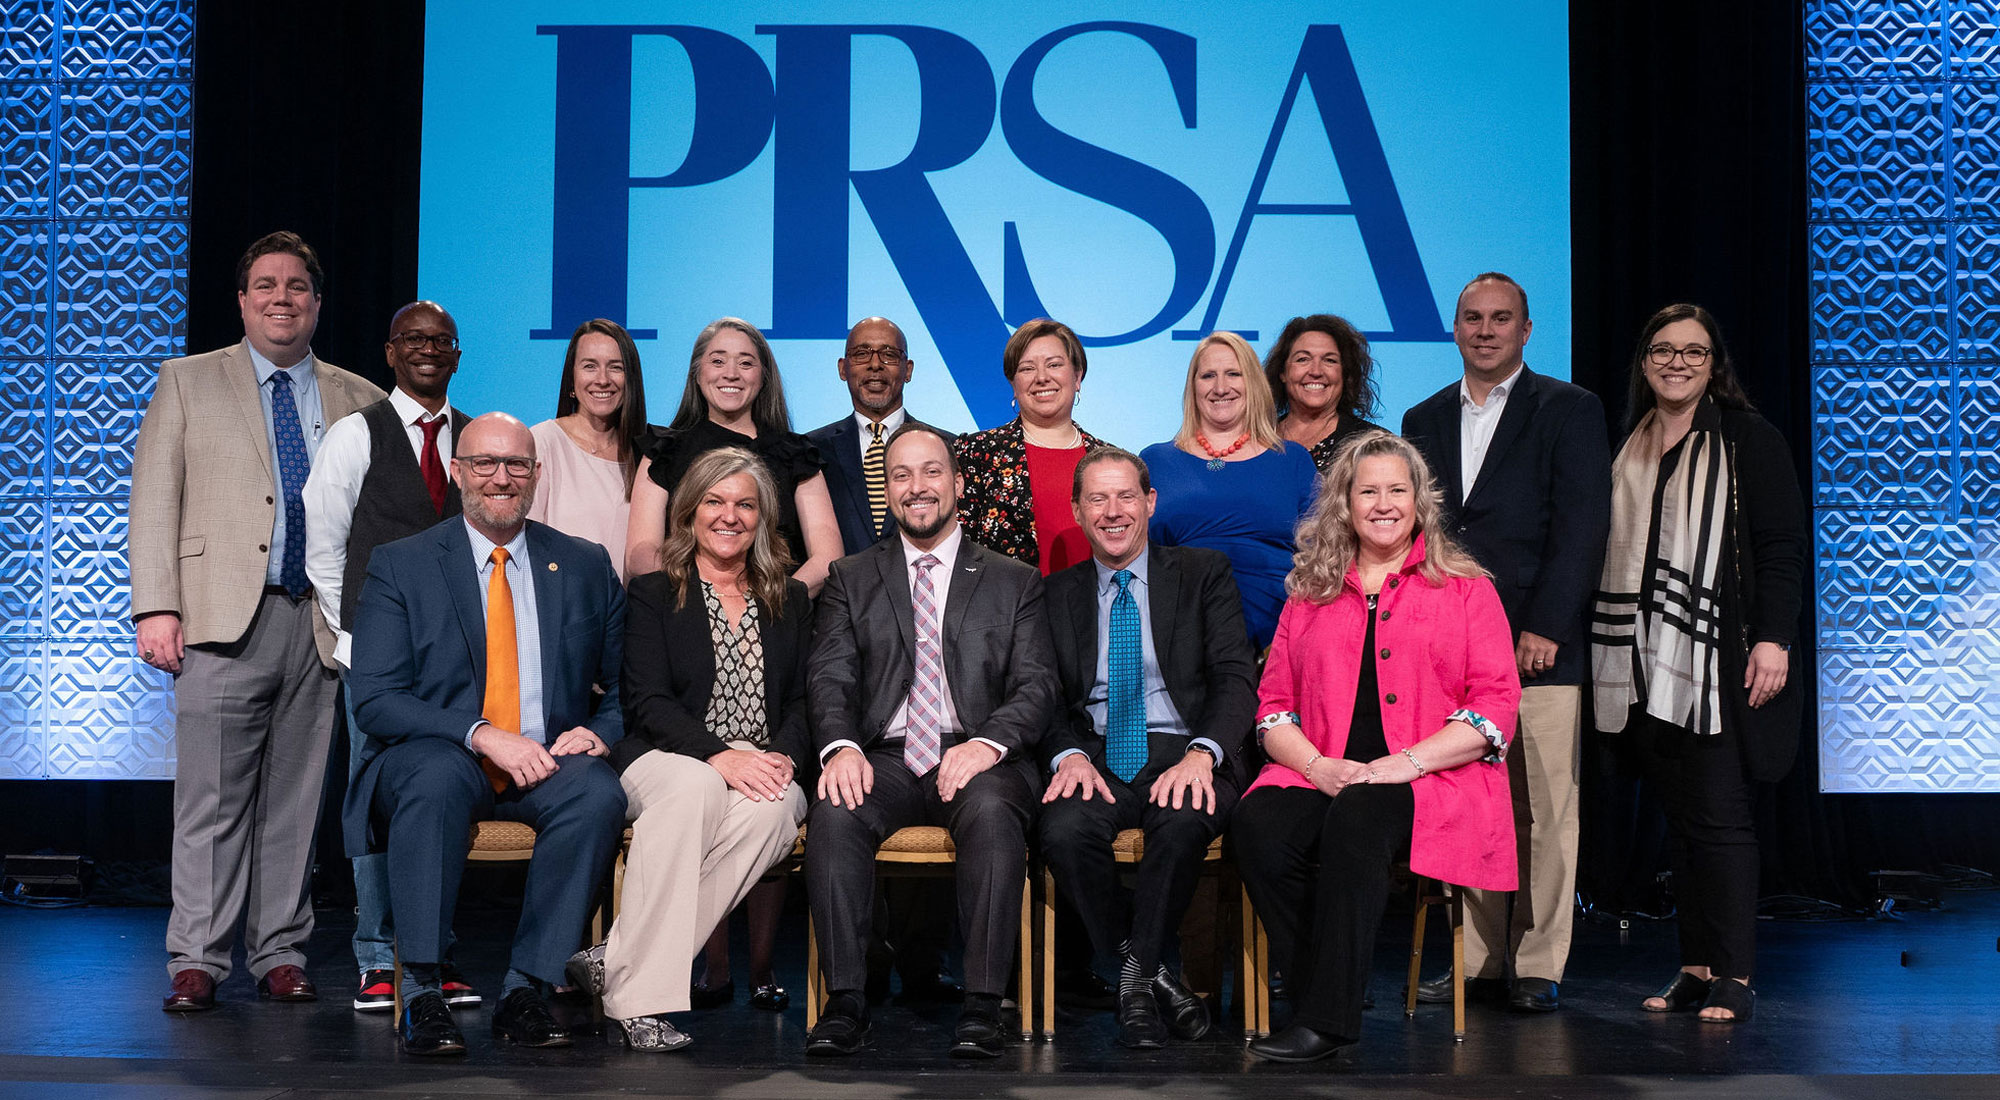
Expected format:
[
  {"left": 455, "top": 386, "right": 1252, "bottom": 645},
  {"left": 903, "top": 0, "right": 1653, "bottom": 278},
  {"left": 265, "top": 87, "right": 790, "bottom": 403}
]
[
  {"left": 1041, "top": 545, "right": 1259, "bottom": 788},
  {"left": 805, "top": 413, "right": 956, "bottom": 555},
  {"left": 1402, "top": 367, "right": 1612, "bottom": 685},
  {"left": 807, "top": 531, "right": 1056, "bottom": 760},
  {"left": 612, "top": 573, "right": 814, "bottom": 781}
]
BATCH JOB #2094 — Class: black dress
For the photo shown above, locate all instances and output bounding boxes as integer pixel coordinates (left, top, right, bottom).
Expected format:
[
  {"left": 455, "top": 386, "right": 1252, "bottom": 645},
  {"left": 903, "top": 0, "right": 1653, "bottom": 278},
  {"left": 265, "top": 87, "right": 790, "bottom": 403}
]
[{"left": 640, "top": 420, "right": 824, "bottom": 565}]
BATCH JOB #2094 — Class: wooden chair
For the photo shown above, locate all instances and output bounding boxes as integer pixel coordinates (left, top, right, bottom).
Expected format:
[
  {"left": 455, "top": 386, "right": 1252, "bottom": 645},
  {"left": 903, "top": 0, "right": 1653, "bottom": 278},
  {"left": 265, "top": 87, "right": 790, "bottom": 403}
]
[
  {"left": 805, "top": 825, "right": 1035, "bottom": 1040},
  {"left": 392, "top": 819, "right": 542, "bottom": 1020},
  {"left": 1036, "top": 833, "right": 1255, "bottom": 1040},
  {"left": 1401, "top": 873, "right": 1467, "bottom": 1041}
]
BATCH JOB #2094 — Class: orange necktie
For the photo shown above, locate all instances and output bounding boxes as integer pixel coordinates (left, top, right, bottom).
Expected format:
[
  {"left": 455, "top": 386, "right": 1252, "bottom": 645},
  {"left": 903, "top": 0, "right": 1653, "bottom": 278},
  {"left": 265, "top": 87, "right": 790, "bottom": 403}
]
[{"left": 480, "top": 547, "right": 521, "bottom": 792}]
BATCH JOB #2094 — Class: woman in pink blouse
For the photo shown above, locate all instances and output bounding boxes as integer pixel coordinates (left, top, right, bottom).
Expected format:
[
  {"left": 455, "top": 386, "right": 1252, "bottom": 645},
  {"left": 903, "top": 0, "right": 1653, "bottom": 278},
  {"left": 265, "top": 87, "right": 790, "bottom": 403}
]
[
  {"left": 1236, "top": 430, "right": 1521, "bottom": 1063},
  {"left": 528, "top": 319, "right": 649, "bottom": 581}
]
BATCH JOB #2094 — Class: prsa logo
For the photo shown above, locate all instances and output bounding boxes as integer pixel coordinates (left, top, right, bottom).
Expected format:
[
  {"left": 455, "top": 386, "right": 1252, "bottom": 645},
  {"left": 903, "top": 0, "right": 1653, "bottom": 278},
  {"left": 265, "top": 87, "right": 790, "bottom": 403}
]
[{"left": 534, "top": 20, "right": 1447, "bottom": 428}]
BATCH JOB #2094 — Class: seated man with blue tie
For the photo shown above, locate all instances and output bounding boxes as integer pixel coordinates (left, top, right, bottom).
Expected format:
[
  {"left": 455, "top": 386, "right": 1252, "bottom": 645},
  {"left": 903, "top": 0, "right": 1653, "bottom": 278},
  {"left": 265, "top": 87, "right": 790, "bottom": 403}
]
[
  {"left": 803, "top": 423, "right": 1058, "bottom": 1058},
  {"left": 344, "top": 412, "right": 628, "bottom": 1056},
  {"left": 1038, "top": 447, "right": 1259, "bottom": 1048}
]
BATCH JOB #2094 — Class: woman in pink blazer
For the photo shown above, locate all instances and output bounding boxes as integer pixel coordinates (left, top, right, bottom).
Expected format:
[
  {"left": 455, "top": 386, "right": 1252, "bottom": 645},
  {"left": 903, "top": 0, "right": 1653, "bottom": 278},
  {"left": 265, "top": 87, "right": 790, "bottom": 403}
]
[{"left": 1237, "top": 430, "right": 1521, "bottom": 1063}]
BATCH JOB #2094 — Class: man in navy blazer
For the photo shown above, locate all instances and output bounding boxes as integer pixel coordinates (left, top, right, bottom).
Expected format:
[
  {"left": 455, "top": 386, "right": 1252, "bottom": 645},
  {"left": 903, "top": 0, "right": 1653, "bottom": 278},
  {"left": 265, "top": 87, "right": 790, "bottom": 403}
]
[
  {"left": 345, "top": 413, "right": 627, "bottom": 1056},
  {"left": 1401, "top": 273, "right": 1611, "bottom": 1013},
  {"left": 806, "top": 317, "right": 956, "bottom": 554}
]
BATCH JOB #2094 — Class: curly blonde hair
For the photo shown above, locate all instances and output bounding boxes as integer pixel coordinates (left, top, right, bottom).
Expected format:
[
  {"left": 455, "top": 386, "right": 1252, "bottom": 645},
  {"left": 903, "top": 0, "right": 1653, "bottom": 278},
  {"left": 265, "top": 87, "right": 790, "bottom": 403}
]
[{"left": 1287, "top": 430, "right": 1486, "bottom": 602}]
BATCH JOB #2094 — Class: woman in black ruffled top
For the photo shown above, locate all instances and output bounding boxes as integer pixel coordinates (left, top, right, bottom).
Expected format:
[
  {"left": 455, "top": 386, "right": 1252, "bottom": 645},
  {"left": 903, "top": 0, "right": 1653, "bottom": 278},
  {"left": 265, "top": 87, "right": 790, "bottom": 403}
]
[{"left": 624, "top": 318, "right": 840, "bottom": 596}]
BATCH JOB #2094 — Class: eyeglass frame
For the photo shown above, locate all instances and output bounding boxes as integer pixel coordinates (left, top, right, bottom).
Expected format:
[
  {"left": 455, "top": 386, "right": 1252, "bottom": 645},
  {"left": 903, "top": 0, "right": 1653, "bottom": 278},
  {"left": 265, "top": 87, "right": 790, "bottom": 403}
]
[
  {"left": 392, "top": 332, "right": 461, "bottom": 353},
  {"left": 458, "top": 454, "right": 535, "bottom": 478},
  {"left": 1645, "top": 342, "right": 1711, "bottom": 367},
  {"left": 843, "top": 344, "right": 907, "bottom": 367}
]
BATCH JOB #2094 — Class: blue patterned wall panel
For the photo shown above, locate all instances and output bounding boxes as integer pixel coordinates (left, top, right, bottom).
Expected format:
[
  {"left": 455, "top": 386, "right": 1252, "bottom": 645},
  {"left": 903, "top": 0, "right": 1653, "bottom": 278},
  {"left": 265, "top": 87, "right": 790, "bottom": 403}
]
[
  {"left": 0, "top": 3, "right": 191, "bottom": 777},
  {"left": 0, "top": 359, "right": 48, "bottom": 500},
  {"left": 1, "top": 84, "right": 55, "bottom": 218},
  {"left": 1810, "top": 1, "right": 2000, "bottom": 791}
]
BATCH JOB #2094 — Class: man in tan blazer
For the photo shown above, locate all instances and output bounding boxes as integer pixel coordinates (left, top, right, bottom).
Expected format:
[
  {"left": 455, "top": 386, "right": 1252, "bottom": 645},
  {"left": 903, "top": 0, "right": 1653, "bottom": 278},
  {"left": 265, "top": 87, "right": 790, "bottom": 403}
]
[{"left": 130, "top": 231, "right": 384, "bottom": 1012}]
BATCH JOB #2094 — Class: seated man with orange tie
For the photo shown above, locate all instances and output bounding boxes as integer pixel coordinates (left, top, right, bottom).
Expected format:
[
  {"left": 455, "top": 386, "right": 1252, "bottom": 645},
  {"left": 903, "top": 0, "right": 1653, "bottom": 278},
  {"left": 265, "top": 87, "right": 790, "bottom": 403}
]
[{"left": 344, "top": 412, "right": 627, "bottom": 1056}]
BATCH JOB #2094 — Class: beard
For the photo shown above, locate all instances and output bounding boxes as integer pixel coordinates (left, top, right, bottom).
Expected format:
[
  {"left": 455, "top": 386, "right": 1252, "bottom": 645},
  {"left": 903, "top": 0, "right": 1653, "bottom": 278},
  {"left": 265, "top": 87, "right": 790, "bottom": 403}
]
[
  {"left": 892, "top": 494, "right": 956, "bottom": 541},
  {"left": 463, "top": 483, "right": 535, "bottom": 532}
]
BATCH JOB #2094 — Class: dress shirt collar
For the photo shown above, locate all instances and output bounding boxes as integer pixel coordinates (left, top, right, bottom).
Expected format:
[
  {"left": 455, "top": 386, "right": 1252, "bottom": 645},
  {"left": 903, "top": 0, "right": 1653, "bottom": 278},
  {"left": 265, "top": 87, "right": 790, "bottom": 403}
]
[
  {"left": 389, "top": 385, "right": 453, "bottom": 428},
  {"left": 900, "top": 521, "right": 963, "bottom": 571},
  {"left": 246, "top": 340, "right": 316, "bottom": 386},
  {"left": 464, "top": 519, "right": 530, "bottom": 570},
  {"left": 1093, "top": 544, "right": 1151, "bottom": 597},
  {"left": 1458, "top": 363, "right": 1524, "bottom": 410},
  {"left": 855, "top": 406, "right": 907, "bottom": 441}
]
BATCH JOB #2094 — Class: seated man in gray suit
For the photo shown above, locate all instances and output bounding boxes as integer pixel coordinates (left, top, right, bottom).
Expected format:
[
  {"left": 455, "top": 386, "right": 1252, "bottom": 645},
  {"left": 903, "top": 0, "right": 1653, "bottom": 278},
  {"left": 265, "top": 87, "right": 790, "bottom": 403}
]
[
  {"left": 1039, "top": 447, "right": 1258, "bottom": 1048},
  {"left": 345, "top": 413, "right": 627, "bottom": 1057},
  {"left": 804, "top": 423, "right": 1058, "bottom": 1058}
]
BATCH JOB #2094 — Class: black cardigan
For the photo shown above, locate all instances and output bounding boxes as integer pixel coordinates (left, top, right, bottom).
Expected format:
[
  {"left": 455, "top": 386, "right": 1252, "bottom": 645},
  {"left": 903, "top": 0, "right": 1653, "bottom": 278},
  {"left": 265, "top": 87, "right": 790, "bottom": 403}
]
[{"left": 612, "top": 573, "right": 814, "bottom": 783}]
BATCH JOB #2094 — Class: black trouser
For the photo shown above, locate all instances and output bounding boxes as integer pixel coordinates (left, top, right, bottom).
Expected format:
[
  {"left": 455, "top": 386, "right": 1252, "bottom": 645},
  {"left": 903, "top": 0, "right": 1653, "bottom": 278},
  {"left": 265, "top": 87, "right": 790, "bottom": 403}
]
[
  {"left": 806, "top": 749, "right": 1037, "bottom": 996},
  {"left": 1232, "top": 783, "right": 1412, "bottom": 1041},
  {"left": 1632, "top": 713, "right": 1759, "bottom": 978},
  {"left": 1038, "top": 766, "right": 1239, "bottom": 982}
]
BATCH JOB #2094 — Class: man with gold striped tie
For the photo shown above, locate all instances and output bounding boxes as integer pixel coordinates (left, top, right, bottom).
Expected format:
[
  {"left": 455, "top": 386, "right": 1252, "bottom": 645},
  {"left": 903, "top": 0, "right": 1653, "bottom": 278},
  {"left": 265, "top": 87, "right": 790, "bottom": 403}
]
[
  {"left": 807, "top": 317, "right": 957, "bottom": 555},
  {"left": 342, "top": 412, "right": 628, "bottom": 1056}
]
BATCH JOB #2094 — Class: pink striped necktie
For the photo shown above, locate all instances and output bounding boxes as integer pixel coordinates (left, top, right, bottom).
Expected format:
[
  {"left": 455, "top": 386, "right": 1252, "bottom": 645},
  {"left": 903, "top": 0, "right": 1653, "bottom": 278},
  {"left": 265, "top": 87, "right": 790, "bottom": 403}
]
[{"left": 904, "top": 553, "right": 944, "bottom": 776}]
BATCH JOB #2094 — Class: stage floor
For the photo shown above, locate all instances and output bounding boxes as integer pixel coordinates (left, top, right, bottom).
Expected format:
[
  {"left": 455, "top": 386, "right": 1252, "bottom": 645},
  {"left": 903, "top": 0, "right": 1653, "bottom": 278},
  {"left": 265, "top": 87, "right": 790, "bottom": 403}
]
[{"left": 1, "top": 883, "right": 1995, "bottom": 1098}]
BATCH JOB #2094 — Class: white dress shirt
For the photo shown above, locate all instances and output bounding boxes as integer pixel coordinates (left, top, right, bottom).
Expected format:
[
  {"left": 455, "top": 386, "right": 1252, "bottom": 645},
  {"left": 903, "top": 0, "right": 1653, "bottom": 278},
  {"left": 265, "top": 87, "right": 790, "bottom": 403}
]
[
  {"left": 852, "top": 407, "right": 907, "bottom": 464},
  {"left": 1459, "top": 364, "right": 1523, "bottom": 496},
  {"left": 303, "top": 387, "right": 458, "bottom": 667}
]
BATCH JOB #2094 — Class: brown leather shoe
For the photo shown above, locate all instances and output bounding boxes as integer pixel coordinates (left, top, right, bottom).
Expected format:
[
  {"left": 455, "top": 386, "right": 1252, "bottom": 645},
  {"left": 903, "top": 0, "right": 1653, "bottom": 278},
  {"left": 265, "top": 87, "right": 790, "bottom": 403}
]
[
  {"left": 163, "top": 969, "right": 217, "bottom": 1012},
  {"left": 256, "top": 964, "right": 318, "bottom": 1002}
]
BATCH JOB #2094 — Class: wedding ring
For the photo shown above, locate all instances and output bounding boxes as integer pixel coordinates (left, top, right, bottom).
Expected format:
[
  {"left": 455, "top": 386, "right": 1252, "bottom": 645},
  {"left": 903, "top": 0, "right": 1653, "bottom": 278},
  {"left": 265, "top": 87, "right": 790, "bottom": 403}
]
[{"left": 143, "top": 649, "right": 154, "bottom": 660}]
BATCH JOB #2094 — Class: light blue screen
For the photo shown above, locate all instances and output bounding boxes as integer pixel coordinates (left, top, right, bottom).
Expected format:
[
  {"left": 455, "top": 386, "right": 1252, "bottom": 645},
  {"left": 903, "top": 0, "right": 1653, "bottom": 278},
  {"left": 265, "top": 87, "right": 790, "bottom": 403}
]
[{"left": 419, "top": 0, "right": 1570, "bottom": 441}]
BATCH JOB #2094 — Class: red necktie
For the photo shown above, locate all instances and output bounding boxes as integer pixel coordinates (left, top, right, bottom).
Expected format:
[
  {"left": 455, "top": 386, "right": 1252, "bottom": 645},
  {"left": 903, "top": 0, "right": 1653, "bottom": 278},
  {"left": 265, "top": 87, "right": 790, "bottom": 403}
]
[{"left": 418, "top": 415, "right": 447, "bottom": 513}]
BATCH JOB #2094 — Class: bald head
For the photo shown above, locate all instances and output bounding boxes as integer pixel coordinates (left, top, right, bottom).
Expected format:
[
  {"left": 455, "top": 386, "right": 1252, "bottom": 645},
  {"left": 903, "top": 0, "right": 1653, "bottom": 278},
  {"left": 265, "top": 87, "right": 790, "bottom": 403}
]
[
  {"left": 839, "top": 316, "right": 913, "bottom": 417},
  {"left": 452, "top": 413, "right": 538, "bottom": 543}
]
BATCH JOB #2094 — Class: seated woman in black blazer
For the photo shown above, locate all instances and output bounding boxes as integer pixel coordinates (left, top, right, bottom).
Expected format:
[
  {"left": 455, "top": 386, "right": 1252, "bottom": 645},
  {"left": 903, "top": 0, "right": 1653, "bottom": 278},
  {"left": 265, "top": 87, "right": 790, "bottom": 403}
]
[{"left": 567, "top": 446, "right": 812, "bottom": 1052}]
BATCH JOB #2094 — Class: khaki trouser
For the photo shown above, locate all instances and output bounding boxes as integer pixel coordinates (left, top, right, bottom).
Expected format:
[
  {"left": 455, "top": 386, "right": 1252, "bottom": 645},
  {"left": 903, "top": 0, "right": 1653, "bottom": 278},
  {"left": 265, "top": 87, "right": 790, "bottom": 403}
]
[{"left": 1461, "top": 683, "right": 1581, "bottom": 983}]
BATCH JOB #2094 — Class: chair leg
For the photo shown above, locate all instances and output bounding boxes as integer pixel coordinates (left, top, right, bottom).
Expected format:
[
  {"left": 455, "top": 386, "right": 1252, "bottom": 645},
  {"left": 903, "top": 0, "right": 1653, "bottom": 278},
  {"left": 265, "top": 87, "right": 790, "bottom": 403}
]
[
  {"left": 391, "top": 938, "right": 403, "bottom": 1025},
  {"left": 1238, "top": 882, "right": 1256, "bottom": 1039},
  {"left": 1018, "top": 871, "right": 1034, "bottom": 1041},
  {"left": 1254, "top": 912, "right": 1271, "bottom": 1038},
  {"left": 612, "top": 844, "right": 627, "bottom": 925},
  {"left": 1449, "top": 886, "right": 1466, "bottom": 1041},
  {"left": 1041, "top": 864, "right": 1057, "bottom": 1040},
  {"left": 806, "top": 912, "right": 822, "bottom": 1030},
  {"left": 1406, "top": 881, "right": 1430, "bottom": 1018}
]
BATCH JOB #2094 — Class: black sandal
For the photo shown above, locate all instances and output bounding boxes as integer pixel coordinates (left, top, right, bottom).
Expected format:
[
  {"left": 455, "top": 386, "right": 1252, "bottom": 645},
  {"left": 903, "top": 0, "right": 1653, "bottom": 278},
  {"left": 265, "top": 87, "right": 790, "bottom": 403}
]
[
  {"left": 1641, "top": 971, "right": 1712, "bottom": 1013},
  {"left": 1698, "top": 978, "right": 1753, "bottom": 1023}
]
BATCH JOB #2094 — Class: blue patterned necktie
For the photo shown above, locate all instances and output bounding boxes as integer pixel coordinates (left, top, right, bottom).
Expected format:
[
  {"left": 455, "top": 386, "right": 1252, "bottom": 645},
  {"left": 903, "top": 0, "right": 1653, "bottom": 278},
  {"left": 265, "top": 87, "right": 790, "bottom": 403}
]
[
  {"left": 1105, "top": 568, "right": 1144, "bottom": 782},
  {"left": 268, "top": 368, "right": 312, "bottom": 599}
]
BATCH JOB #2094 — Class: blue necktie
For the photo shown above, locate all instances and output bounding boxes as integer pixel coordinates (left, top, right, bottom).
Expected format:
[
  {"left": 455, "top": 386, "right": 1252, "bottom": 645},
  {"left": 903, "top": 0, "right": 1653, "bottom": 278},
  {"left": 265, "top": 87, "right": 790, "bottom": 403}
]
[
  {"left": 268, "top": 369, "right": 312, "bottom": 599},
  {"left": 1106, "top": 568, "right": 1144, "bottom": 783}
]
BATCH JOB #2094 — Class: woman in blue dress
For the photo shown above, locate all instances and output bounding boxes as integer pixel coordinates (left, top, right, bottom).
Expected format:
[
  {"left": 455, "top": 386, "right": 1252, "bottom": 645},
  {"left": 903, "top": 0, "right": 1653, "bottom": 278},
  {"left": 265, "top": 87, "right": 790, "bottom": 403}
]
[{"left": 1141, "top": 331, "right": 1319, "bottom": 650}]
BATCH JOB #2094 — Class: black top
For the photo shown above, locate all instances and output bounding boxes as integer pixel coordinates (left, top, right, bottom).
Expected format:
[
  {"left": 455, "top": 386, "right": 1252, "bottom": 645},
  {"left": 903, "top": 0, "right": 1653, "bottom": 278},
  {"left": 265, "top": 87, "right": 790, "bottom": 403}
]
[
  {"left": 341, "top": 399, "right": 468, "bottom": 628},
  {"left": 1343, "top": 594, "right": 1389, "bottom": 763},
  {"left": 640, "top": 420, "right": 824, "bottom": 565}
]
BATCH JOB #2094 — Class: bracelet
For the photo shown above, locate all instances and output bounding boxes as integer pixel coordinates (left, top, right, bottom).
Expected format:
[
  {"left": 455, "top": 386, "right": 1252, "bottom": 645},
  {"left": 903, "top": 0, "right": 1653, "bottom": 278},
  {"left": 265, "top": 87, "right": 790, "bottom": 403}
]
[
  {"left": 1400, "top": 747, "right": 1427, "bottom": 778},
  {"left": 1303, "top": 753, "right": 1323, "bottom": 783}
]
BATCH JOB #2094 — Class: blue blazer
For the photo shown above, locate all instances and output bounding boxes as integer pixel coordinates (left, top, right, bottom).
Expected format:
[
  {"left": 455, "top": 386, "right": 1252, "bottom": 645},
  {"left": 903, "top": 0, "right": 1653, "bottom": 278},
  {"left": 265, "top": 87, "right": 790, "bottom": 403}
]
[
  {"left": 341, "top": 517, "right": 626, "bottom": 854},
  {"left": 805, "top": 413, "right": 955, "bottom": 554},
  {"left": 1400, "top": 367, "right": 1611, "bottom": 686}
]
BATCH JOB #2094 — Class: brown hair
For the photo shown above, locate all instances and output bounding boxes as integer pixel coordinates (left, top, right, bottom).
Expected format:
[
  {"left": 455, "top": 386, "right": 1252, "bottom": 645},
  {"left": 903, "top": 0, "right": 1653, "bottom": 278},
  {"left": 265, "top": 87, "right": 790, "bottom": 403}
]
[
  {"left": 235, "top": 231, "right": 324, "bottom": 296},
  {"left": 668, "top": 317, "right": 794, "bottom": 435},
  {"left": 659, "top": 447, "right": 794, "bottom": 614},
  {"left": 554, "top": 318, "right": 650, "bottom": 497},
  {"left": 1002, "top": 318, "right": 1087, "bottom": 382},
  {"left": 1623, "top": 303, "right": 1755, "bottom": 431},
  {"left": 1261, "top": 313, "right": 1377, "bottom": 422}
]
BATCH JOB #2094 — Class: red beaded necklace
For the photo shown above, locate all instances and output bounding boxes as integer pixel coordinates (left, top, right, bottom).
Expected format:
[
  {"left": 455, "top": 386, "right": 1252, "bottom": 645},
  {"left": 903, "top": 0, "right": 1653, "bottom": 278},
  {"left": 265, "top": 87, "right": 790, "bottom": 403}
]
[{"left": 1195, "top": 432, "right": 1250, "bottom": 470}]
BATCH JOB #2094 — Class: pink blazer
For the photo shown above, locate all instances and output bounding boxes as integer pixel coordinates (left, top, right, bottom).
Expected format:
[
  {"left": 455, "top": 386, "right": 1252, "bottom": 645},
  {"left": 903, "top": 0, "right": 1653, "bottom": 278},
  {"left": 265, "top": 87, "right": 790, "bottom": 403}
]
[{"left": 1250, "top": 535, "right": 1521, "bottom": 891}]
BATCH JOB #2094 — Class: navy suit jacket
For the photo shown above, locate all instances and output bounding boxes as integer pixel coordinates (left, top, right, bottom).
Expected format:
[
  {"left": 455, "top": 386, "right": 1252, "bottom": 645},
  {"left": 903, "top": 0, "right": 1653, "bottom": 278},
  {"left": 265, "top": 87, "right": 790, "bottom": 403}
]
[
  {"left": 1401, "top": 367, "right": 1611, "bottom": 685},
  {"left": 341, "top": 517, "right": 626, "bottom": 854},
  {"left": 805, "top": 413, "right": 955, "bottom": 555}
]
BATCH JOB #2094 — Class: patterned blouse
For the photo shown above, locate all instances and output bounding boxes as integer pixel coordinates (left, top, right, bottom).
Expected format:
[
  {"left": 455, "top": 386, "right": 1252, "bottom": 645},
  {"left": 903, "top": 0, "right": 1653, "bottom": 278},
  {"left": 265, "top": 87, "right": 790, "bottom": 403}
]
[
  {"left": 700, "top": 581, "right": 769, "bottom": 747},
  {"left": 951, "top": 417, "right": 1108, "bottom": 568},
  {"left": 1297, "top": 414, "right": 1379, "bottom": 470}
]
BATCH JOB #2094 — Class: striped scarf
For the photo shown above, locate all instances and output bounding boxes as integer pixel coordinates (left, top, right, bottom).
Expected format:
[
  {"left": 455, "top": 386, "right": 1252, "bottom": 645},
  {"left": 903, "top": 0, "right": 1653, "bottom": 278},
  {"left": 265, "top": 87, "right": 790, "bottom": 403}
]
[{"left": 1591, "top": 404, "right": 1732, "bottom": 735}]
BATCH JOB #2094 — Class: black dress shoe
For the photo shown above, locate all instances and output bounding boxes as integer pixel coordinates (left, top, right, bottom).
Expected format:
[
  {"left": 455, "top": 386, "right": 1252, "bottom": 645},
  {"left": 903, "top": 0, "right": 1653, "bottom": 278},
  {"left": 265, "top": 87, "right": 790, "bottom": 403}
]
[
  {"left": 1247, "top": 1023, "right": 1354, "bottom": 1063},
  {"left": 1151, "top": 968, "right": 1211, "bottom": 1041},
  {"left": 950, "top": 994, "right": 1006, "bottom": 1059},
  {"left": 1054, "top": 967, "right": 1117, "bottom": 1010},
  {"left": 400, "top": 992, "right": 467, "bottom": 1056},
  {"left": 749, "top": 982, "right": 789, "bottom": 1011},
  {"left": 1116, "top": 988, "right": 1167, "bottom": 1049},
  {"left": 689, "top": 978, "right": 735, "bottom": 1010},
  {"left": 898, "top": 966, "right": 965, "bottom": 1003},
  {"left": 491, "top": 987, "right": 573, "bottom": 1047},
  {"left": 805, "top": 991, "right": 869, "bottom": 1056},
  {"left": 1510, "top": 977, "right": 1560, "bottom": 1013},
  {"left": 1414, "top": 971, "right": 1508, "bottom": 1005}
]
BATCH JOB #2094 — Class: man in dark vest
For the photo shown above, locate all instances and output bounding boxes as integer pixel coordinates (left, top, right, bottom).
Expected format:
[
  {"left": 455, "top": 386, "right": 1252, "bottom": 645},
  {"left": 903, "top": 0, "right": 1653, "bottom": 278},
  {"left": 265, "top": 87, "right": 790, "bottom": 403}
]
[{"left": 303, "top": 300, "right": 476, "bottom": 1013}]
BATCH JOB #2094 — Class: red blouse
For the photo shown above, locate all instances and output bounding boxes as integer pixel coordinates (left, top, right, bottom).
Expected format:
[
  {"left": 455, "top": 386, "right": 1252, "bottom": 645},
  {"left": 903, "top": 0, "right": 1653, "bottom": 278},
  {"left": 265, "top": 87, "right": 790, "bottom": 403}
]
[{"left": 1024, "top": 443, "right": 1089, "bottom": 576}]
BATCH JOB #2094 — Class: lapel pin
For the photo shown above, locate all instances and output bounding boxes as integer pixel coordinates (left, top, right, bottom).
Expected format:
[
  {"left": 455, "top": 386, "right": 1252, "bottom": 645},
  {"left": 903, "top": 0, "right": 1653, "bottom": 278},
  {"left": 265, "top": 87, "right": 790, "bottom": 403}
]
[{"left": 548, "top": 562, "right": 559, "bottom": 571}]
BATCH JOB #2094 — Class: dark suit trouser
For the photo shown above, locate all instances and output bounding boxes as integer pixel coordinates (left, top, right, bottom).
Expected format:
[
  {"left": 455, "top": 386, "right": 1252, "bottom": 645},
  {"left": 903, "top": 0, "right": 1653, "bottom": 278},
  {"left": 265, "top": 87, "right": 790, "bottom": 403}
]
[
  {"left": 807, "top": 747, "right": 1036, "bottom": 996},
  {"left": 167, "top": 592, "right": 336, "bottom": 982},
  {"left": 371, "top": 738, "right": 625, "bottom": 986},
  {"left": 1233, "top": 784, "right": 1412, "bottom": 1042},
  {"left": 1038, "top": 765, "right": 1238, "bottom": 980}
]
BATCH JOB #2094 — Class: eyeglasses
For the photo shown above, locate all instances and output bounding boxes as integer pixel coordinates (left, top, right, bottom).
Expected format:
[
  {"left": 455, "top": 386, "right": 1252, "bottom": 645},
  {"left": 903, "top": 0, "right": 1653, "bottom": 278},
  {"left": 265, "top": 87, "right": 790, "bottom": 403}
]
[
  {"left": 460, "top": 455, "right": 534, "bottom": 477},
  {"left": 393, "top": 332, "right": 460, "bottom": 353},
  {"left": 1646, "top": 343, "right": 1710, "bottom": 367},
  {"left": 845, "top": 345, "right": 906, "bottom": 366}
]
